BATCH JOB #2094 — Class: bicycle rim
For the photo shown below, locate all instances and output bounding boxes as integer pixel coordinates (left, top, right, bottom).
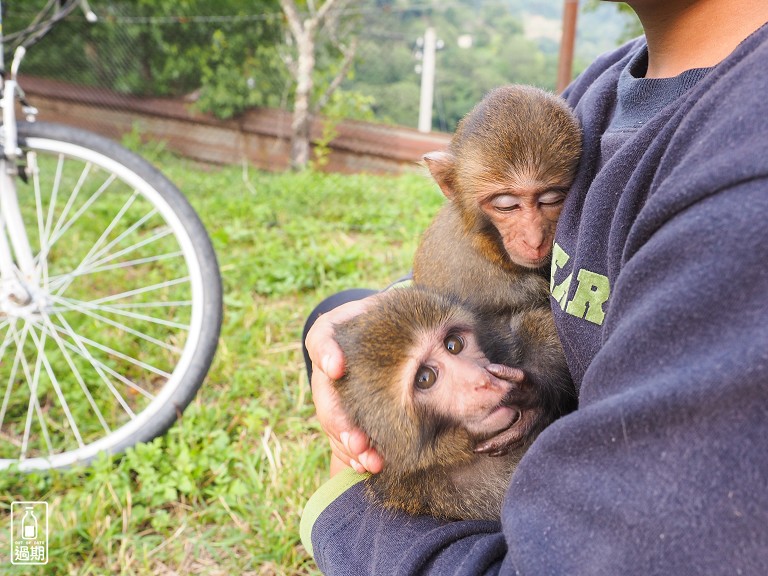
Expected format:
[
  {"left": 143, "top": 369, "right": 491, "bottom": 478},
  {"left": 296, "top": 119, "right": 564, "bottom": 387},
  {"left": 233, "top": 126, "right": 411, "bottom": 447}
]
[{"left": 0, "top": 123, "right": 221, "bottom": 470}]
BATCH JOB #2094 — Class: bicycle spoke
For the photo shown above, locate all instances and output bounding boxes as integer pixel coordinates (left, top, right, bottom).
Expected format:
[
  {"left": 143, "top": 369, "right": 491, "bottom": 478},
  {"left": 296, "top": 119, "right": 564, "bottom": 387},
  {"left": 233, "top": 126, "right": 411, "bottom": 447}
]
[
  {"left": 76, "top": 223, "right": 171, "bottom": 274},
  {"left": 38, "top": 314, "right": 112, "bottom": 436},
  {"left": 46, "top": 318, "right": 156, "bottom": 402},
  {"left": 68, "top": 190, "right": 141, "bottom": 273},
  {"left": 32, "top": 151, "right": 56, "bottom": 286},
  {"left": 0, "top": 322, "right": 21, "bottom": 433},
  {"left": 77, "top": 203, "right": 159, "bottom": 270},
  {"left": 84, "top": 275, "right": 192, "bottom": 307},
  {"left": 70, "top": 251, "right": 186, "bottom": 276},
  {"left": 41, "top": 157, "right": 93, "bottom": 250},
  {"left": 47, "top": 247, "right": 183, "bottom": 295},
  {"left": 50, "top": 294, "right": 186, "bottom": 354},
  {"left": 14, "top": 323, "right": 54, "bottom": 460},
  {"left": 99, "top": 300, "right": 194, "bottom": 310},
  {"left": 49, "top": 215, "right": 174, "bottom": 297},
  {"left": 50, "top": 191, "right": 145, "bottom": 298},
  {"left": 48, "top": 313, "right": 140, "bottom": 416},
  {"left": 42, "top": 152, "right": 64, "bottom": 250},
  {"left": 47, "top": 171, "right": 117, "bottom": 250},
  {"left": 27, "top": 324, "right": 85, "bottom": 449},
  {"left": 44, "top": 313, "right": 171, "bottom": 381}
]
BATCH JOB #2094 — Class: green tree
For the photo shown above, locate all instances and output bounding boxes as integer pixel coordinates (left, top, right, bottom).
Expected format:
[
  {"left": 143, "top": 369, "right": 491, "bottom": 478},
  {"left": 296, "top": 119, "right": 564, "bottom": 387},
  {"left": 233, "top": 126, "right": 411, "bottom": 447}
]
[
  {"left": 279, "top": 0, "right": 361, "bottom": 170},
  {"left": 7, "top": 0, "right": 288, "bottom": 118}
]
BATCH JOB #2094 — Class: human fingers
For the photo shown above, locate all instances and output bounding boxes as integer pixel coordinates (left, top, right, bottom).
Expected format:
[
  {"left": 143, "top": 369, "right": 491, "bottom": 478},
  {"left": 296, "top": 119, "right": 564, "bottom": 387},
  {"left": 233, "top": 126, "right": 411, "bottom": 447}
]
[
  {"left": 305, "top": 296, "right": 379, "bottom": 381},
  {"left": 312, "top": 363, "right": 384, "bottom": 475}
]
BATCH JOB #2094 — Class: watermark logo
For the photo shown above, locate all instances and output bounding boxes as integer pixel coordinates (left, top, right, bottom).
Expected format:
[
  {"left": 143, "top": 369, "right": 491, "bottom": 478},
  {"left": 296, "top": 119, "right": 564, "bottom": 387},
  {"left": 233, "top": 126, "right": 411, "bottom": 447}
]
[{"left": 10, "top": 501, "right": 48, "bottom": 565}]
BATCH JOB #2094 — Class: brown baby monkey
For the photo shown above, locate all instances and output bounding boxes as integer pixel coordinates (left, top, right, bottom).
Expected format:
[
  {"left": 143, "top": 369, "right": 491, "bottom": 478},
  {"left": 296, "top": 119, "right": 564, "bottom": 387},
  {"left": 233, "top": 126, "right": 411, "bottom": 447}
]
[
  {"left": 414, "top": 83, "right": 582, "bottom": 311},
  {"left": 333, "top": 287, "right": 572, "bottom": 520}
]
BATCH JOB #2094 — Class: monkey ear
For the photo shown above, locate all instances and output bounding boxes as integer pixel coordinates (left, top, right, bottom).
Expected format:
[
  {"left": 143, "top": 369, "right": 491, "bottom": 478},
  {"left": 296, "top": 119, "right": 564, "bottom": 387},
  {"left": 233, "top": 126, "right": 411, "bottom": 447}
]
[{"left": 423, "top": 151, "right": 457, "bottom": 200}]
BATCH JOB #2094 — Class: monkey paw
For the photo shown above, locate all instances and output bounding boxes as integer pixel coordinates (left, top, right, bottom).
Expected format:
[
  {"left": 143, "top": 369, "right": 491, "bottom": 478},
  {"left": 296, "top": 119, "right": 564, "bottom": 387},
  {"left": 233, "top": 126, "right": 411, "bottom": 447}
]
[
  {"left": 473, "top": 407, "right": 543, "bottom": 456},
  {"left": 474, "top": 363, "right": 544, "bottom": 456}
]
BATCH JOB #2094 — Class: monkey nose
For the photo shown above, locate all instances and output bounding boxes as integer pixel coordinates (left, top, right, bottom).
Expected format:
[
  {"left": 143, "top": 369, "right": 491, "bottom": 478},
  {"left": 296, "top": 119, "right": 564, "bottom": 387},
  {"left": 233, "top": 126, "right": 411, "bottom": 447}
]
[
  {"left": 476, "top": 370, "right": 508, "bottom": 393},
  {"left": 522, "top": 227, "right": 546, "bottom": 251}
]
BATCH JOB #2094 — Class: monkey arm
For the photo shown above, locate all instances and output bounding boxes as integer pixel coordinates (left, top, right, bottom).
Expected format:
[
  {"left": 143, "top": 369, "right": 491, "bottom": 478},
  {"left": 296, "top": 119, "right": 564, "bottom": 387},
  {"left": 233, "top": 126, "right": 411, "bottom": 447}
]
[
  {"left": 474, "top": 308, "right": 576, "bottom": 457},
  {"left": 471, "top": 364, "right": 540, "bottom": 456}
]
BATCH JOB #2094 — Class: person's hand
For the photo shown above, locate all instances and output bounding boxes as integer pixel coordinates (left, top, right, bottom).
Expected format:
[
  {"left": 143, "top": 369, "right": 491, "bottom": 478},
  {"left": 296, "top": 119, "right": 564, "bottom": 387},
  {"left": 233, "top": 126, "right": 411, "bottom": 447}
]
[{"left": 305, "top": 296, "right": 384, "bottom": 476}]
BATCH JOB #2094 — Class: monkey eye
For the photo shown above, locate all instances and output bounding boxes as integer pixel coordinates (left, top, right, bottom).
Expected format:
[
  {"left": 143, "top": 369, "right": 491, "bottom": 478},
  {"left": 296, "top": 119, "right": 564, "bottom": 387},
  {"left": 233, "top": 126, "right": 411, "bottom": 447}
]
[
  {"left": 415, "top": 366, "right": 438, "bottom": 390},
  {"left": 489, "top": 194, "right": 520, "bottom": 212},
  {"left": 538, "top": 190, "right": 567, "bottom": 206},
  {"left": 444, "top": 334, "right": 464, "bottom": 355}
]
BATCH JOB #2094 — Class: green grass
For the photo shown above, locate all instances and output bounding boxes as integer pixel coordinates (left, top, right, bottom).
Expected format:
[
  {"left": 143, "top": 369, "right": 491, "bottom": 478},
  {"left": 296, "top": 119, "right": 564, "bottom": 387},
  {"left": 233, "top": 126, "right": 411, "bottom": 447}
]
[{"left": 0, "top": 151, "right": 443, "bottom": 575}]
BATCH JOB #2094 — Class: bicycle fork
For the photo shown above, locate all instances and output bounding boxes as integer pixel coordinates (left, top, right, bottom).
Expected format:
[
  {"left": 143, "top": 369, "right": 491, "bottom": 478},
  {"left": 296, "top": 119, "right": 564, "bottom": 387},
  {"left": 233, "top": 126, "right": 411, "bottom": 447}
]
[{"left": 0, "top": 46, "right": 41, "bottom": 313}]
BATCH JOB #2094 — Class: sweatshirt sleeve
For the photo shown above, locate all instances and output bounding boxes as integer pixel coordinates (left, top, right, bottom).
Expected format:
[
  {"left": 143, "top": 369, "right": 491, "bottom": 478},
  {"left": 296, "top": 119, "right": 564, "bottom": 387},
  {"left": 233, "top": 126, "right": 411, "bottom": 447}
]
[{"left": 302, "top": 468, "right": 509, "bottom": 575}]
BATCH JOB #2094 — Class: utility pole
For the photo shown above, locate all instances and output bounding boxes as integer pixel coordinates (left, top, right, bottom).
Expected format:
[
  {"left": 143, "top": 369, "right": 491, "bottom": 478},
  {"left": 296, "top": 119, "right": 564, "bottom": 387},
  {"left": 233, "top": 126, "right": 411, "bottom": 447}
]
[
  {"left": 556, "top": 0, "right": 579, "bottom": 94},
  {"left": 418, "top": 26, "right": 437, "bottom": 133}
]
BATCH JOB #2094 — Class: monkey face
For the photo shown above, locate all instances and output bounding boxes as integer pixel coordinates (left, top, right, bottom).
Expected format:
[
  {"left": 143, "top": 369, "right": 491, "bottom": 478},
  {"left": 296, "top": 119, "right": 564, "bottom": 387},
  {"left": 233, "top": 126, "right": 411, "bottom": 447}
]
[
  {"left": 476, "top": 178, "right": 570, "bottom": 270},
  {"left": 404, "top": 324, "right": 522, "bottom": 442},
  {"left": 425, "top": 84, "right": 581, "bottom": 271},
  {"left": 334, "top": 288, "right": 528, "bottom": 469}
]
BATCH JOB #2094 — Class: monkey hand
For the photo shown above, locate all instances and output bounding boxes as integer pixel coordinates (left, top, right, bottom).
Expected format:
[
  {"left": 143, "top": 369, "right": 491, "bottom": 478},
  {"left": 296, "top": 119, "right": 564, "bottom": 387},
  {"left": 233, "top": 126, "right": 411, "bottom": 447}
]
[
  {"left": 306, "top": 295, "right": 385, "bottom": 476},
  {"left": 473, "top": 363, "right": 544, "bottom": 457}
]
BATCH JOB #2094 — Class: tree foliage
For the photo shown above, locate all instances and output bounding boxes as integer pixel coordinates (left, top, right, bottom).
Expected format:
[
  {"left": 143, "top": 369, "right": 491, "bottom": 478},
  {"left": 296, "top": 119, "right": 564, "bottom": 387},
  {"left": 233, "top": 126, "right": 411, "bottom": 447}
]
[
  {"left": 6, "top": 0, "right": 637, "bottom": 134},
  {"left": 350, "top": 2, "right": 561, "bottom": 132},
  {"left": 6, "top": 0, "right": 288, "bottom": 118}
]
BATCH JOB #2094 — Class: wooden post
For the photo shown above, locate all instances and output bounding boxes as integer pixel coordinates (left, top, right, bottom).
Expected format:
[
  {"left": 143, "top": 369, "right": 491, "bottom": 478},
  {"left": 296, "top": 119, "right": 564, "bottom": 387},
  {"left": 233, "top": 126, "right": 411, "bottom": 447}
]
[{"left": 556, "top": 0, "right": 579, "bottom": 94}]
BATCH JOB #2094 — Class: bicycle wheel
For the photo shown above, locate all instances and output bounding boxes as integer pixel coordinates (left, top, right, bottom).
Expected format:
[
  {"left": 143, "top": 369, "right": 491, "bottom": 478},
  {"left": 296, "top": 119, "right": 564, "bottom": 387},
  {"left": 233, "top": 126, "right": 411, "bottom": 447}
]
[{"left": 0, "top": 121, "right": 222, "bottom": 470}]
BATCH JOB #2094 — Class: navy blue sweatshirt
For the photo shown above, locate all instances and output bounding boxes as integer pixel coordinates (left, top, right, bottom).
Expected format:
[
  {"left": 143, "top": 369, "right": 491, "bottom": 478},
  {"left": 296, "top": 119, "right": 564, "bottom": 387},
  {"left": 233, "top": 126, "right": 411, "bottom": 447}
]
[{"left": 301, "top": 25, "right": 768, "bottom": 576}]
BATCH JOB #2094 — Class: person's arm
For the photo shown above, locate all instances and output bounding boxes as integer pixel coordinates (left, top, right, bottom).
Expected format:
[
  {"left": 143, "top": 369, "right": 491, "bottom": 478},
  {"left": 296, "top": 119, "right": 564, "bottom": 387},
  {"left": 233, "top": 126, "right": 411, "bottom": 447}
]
[
  {"left": 303, "top": 173, "right": 768, "bottom": 575},
  {"left": 302, "top": 468, "right": 508, "bottom": 575}
]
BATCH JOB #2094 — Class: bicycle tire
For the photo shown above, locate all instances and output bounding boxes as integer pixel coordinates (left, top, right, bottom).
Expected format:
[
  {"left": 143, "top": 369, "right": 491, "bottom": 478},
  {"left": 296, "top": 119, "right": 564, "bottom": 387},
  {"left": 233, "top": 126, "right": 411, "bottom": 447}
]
[{"left": 0, "top": 121, "right": 222, "bottom": 470}]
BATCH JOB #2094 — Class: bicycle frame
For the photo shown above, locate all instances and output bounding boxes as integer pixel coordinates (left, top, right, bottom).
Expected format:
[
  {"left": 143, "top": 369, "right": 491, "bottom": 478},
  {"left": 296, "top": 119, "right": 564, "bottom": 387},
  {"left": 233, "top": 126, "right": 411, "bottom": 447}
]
[
  {"left": 0, "top": 1, "right": 40, "bottom": 307},
  {"left": 0, "top": 0, "right": 95, "bottom": 307}
]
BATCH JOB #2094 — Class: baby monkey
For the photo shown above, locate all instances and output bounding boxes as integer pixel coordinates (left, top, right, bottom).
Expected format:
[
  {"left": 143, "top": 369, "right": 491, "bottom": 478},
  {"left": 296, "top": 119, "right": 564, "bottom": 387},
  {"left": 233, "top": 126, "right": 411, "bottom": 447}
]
[
  {"left": 414, "top": 83, "right": 582, "bottom": 311},
  {"left": 333, "top": 287, "right": 572, "bottom": 520}
]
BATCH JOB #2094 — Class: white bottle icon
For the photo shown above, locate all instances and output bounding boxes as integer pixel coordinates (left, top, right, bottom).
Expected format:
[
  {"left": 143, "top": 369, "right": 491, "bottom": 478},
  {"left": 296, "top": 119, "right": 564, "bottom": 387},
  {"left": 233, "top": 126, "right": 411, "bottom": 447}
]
[{"left": 21, "top": 507, "right": 37, "bottom": 540}]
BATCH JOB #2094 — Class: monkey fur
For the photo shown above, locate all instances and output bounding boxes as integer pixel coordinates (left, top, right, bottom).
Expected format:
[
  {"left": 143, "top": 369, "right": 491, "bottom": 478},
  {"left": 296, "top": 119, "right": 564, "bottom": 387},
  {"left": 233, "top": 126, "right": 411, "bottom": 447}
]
[
  {"left": 331, "top": 85, "right": 580, "bottom": 521},
  {"left": 334, "top": 287, "right": 572, "bottom": 521},
  {"left": 414, "top": 83, "right": 582, "bottom": 310},
  {"left": 413, "top": 83, "right": 581, "bottom": 453}
]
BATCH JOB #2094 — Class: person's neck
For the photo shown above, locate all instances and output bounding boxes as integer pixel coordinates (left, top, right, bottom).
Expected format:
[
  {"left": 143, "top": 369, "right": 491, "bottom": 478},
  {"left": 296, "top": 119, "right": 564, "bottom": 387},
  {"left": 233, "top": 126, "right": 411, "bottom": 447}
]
[{"left": 632, "top": 0, "right": 768, "bottom": 78}]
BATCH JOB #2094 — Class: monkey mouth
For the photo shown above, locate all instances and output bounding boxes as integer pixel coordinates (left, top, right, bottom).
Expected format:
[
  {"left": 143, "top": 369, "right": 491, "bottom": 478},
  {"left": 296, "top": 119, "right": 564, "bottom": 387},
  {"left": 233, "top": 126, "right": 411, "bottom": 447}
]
[{"left": 517, "top": 254, "right": 551, "bottom": 271}]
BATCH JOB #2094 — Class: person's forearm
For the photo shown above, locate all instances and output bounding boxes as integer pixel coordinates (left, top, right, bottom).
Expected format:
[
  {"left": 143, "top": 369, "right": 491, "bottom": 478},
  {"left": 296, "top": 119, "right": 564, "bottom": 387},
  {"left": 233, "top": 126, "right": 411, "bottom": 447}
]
[{"left": 307, "top": 474, "right": 507, "bottom": 576}]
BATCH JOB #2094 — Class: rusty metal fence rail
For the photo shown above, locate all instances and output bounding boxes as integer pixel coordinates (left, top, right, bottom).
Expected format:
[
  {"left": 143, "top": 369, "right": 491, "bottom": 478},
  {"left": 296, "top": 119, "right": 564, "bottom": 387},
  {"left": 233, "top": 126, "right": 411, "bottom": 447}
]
[{"left": 21, "top": 75, "right": 451, "bottom": 175}]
